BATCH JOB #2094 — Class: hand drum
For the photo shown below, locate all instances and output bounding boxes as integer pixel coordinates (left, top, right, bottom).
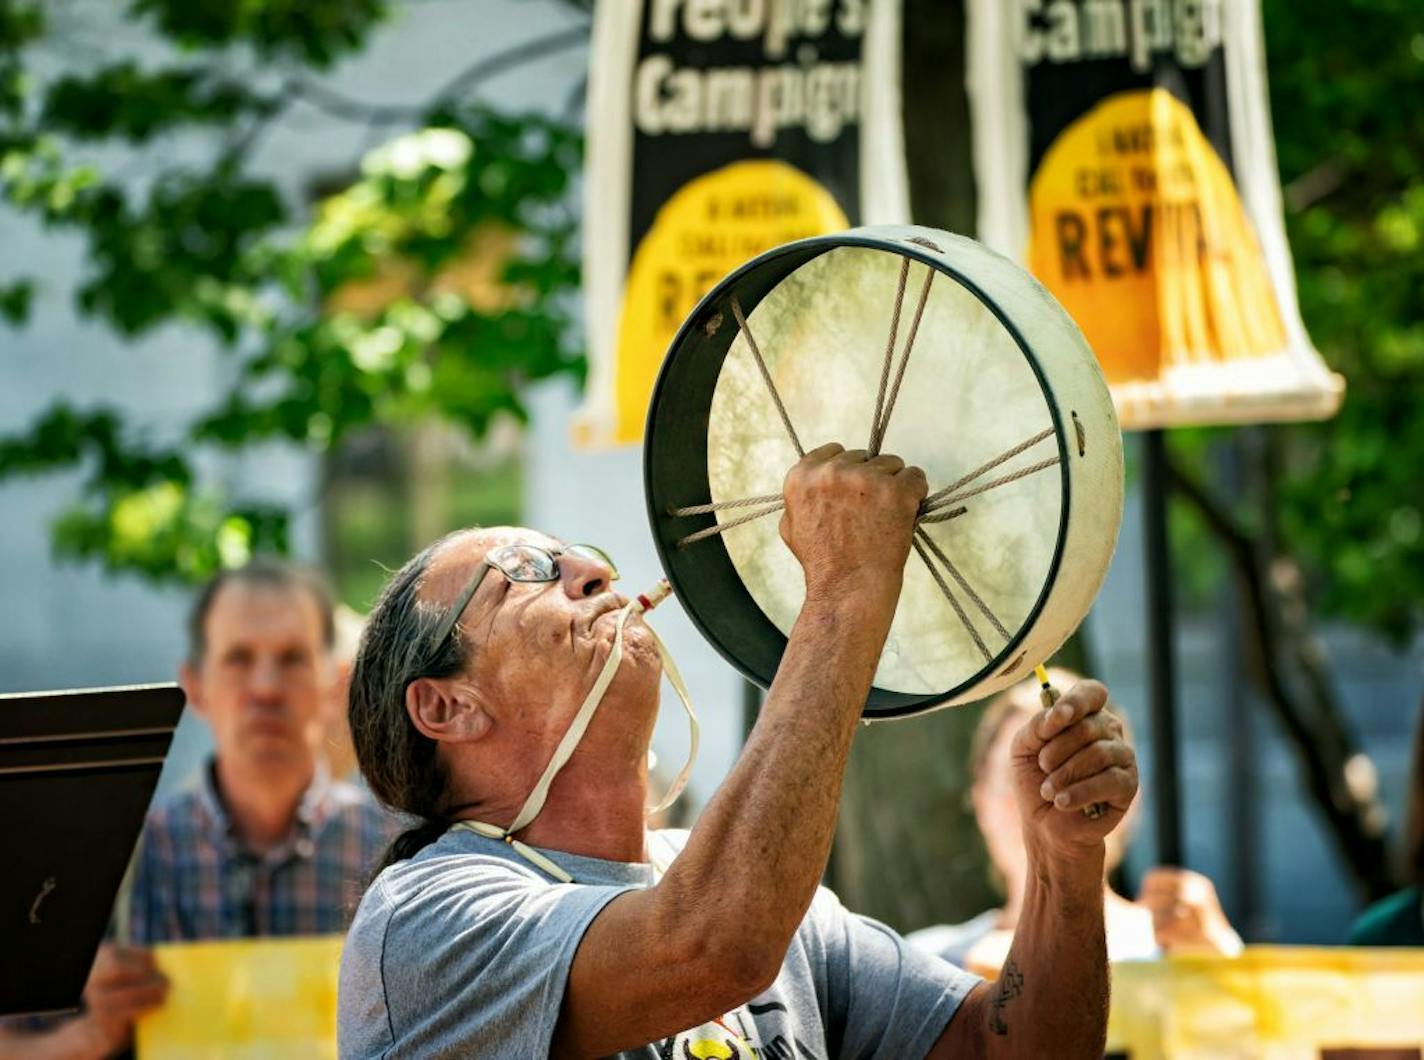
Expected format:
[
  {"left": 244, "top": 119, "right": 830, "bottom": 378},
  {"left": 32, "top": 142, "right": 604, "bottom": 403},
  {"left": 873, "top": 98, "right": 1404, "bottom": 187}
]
[{"left": 645, "top": 226, "right": 1124, "bottom": 719}]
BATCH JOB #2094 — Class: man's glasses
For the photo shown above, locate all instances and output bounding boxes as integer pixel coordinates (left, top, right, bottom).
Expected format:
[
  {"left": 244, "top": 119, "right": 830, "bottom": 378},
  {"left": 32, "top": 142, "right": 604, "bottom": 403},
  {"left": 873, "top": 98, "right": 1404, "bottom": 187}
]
[{"left": 430, "top": 543, "right": 618, "bottom": 647}]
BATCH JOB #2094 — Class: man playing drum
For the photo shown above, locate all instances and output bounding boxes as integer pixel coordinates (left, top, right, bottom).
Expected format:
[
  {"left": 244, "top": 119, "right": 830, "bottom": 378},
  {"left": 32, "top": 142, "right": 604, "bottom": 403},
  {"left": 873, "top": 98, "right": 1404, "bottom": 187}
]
[{"left": 337, "top": 445, "right": 1139, "bottom": 1058}]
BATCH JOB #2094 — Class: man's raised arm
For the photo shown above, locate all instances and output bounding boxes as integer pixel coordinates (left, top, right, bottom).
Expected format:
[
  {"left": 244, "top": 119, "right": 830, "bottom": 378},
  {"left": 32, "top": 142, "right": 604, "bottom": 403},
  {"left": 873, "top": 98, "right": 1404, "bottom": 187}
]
[{"left": 554, "top": 445, "right": 927, "bottom": 1056}]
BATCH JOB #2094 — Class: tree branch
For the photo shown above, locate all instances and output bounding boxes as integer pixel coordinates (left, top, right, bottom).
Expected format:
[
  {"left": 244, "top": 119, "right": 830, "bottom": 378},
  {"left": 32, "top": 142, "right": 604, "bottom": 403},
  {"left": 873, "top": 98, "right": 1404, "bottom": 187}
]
[
  {"left": 1283, "top": 156, "right": 1348, "bottom": 212},
  {"left": 220, "top": 95, "right": 294, "bottom": 166},
  {"left": 562, "top": 74, "right": 587, "bottom": 123},
  {"left": 427, "top": 24, "right": 588, "bottom": 111},
  {"left": 280, "top": 23, "right": 589, "bottom": 129},
  {"left": 283, "top": 76, "right": 422, "bottom": 126}
]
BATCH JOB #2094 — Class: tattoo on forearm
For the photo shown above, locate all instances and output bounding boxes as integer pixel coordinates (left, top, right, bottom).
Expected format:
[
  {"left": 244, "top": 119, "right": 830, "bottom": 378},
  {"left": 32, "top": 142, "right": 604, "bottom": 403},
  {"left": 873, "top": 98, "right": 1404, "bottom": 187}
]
[{"left": 988, "top": 959, "right": 1025, "bottom": 1036}]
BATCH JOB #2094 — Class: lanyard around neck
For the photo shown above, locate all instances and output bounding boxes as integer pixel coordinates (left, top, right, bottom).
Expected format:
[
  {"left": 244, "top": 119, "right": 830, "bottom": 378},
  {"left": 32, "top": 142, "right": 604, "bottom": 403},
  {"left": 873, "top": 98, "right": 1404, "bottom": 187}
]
[{"left": 451, "top": 583, "right": 699, "bottom": 884}]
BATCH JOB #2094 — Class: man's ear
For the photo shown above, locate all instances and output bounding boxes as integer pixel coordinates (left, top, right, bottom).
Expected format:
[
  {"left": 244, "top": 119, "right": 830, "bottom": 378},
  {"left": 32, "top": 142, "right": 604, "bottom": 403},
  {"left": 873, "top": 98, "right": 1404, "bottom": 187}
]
[
  {"left": 179, "top": 661, "right": 206, "bottom": 720},
  {"left": 406, "top": 678, "right": 493, "bottom": 744}
]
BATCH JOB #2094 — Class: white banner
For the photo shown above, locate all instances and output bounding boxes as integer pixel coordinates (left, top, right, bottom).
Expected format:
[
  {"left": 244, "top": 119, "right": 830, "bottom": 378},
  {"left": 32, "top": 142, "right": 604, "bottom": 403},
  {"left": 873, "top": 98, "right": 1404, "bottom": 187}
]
[
  {"left": 966, "top": 0, "right": 1342, "bottom": 430},
  {"left": 576, "top": 0, "right": 909, "bottom": 448}
]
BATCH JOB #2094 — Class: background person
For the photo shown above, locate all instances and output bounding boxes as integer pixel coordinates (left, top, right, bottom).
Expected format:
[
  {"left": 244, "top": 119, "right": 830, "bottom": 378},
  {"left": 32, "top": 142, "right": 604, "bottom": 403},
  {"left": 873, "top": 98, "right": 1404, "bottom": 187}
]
[
  {"left": 1, "top": 559, "right": 399, "bottom": 1059},
  {"left": 129, "top": 558, "right": 398, "bottom": 942},
  {"left": 910, "top": 668, "right": 1242, "bottom": 976}
]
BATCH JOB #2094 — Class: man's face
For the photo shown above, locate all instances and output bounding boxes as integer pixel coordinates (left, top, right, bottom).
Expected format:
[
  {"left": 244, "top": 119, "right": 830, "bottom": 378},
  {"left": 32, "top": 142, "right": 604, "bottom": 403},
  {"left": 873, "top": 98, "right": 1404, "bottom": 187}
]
[
  {"left": 422, "top": 528, "right": 661, "bottom": 766},
  {"left": 184, "top": 581, "right": 334, "bottom": 776}
]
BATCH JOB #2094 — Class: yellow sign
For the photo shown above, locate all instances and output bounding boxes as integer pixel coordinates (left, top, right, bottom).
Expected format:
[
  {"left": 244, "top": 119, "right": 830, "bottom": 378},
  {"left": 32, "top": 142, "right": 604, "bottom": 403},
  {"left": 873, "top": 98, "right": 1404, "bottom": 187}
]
[
  {"left": 967, "top": 0, "right": 1343, "bottom": 430},
  {"left": 576, "top": 0, "right": 908, "bottom": 448},
  {"left": 135, "top": 937, "right": 343, "bottom": 1060},
  {"left": 1106, "top": 947, "right": 1424, "bottom": 1059},
  {"left": 591, "top": 159, "right": 849, "bottom": 446},
  {"left": 133, "top": 939, "right": 1424, "bottom": 1057},
  {"left": 1029, "top": 89, "right": 1289, "bottom": 388}
]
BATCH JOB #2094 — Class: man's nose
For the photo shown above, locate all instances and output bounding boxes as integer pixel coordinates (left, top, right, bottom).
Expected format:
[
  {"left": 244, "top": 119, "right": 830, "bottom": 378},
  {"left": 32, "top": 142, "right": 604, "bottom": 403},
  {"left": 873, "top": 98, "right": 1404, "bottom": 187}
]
[
  {"left": 250, "top": 657, "right": 284, "bottom": 700},
  {"left": 559, "top": 550, "right": 613, "bottom": 598}
]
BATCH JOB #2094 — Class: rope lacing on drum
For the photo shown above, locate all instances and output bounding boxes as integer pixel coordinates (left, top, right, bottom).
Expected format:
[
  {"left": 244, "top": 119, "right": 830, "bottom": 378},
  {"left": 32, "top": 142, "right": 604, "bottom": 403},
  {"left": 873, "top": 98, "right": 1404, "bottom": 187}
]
[{"left": 667, "top": 253, "right": 1080, "bottom": 660}]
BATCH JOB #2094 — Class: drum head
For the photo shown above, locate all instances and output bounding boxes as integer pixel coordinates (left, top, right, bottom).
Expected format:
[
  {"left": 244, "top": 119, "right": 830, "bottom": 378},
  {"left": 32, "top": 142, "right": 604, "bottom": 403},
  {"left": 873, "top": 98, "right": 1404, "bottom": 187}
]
[{"left": 645, "top": 226, "right": 1123, "bottom": 719}]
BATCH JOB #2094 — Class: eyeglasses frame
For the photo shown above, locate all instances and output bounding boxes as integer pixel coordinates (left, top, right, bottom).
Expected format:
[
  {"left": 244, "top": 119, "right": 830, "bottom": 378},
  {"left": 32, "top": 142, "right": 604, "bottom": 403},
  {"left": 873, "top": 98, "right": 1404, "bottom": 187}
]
[{"left": 428, "top": 543, "right": 617, "bottom": 649}]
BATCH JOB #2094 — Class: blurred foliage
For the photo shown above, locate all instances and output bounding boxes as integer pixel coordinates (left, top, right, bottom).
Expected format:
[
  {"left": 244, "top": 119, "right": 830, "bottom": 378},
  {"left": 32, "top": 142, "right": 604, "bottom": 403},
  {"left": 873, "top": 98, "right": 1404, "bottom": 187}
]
[
  {"left": 1261, "top": 0, "right": 1424, "bottom": 644},
  {"left": 0, "top": 0, "right": 585, "bottom": 583},
  {"left": 42, "top": 63, "right": 270, "bottom": 143},
  {"left": 129, "top": 0, "right": 388, "bottom": 67},
  {"left": 1164, "top": 1, "right": 1424, "bottom": 644}
]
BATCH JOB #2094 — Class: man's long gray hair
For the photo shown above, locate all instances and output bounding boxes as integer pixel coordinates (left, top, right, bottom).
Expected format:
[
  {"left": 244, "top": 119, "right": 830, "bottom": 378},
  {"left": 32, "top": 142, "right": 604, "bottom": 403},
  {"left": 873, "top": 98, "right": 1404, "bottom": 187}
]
[{"left": 349, "top": 531, "right": 472, "bottom": 871}]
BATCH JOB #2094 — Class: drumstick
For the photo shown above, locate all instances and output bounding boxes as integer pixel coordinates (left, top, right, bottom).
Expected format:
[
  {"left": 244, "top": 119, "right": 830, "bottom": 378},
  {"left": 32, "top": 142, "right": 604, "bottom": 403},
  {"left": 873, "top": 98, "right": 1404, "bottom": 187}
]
[{"left": 1035, "top": 665, "right": 1108, "bottom": 820}]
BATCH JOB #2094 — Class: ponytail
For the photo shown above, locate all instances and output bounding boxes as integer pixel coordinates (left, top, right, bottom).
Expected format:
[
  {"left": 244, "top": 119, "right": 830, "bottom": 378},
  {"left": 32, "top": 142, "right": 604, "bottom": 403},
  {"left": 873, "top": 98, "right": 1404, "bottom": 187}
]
[{"left": 377, "top": 816, "right": 451, "bottom": 873}]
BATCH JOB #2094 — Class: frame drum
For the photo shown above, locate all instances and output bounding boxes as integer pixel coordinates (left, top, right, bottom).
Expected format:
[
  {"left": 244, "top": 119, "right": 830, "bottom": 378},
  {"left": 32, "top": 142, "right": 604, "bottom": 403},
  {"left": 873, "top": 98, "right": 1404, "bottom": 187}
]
[{"left": 646, "top": 225, "right": 1124, "bottom": 719}]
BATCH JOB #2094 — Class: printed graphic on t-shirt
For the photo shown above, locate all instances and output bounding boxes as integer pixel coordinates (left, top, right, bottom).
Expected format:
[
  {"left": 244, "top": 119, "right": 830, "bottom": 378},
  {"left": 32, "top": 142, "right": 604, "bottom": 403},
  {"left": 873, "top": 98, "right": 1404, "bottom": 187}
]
[{"left": 654, "top": 1000, "right": 823, "bottom": 1060}]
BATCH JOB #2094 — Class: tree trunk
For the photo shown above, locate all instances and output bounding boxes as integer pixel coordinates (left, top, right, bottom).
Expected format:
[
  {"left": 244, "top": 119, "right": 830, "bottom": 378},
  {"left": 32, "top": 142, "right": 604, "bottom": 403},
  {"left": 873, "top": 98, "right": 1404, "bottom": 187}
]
[
  {"left": 832, "top": 707, "right": 998, "bottom": 930},
  {"left": 898, "top": 0, "right": 976, "bottom": 237}
]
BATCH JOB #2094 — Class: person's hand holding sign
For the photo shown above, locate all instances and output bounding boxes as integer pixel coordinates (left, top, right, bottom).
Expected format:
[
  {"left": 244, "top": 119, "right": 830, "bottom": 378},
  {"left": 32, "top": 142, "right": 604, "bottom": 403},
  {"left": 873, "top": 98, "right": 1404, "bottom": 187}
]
[
  {"left": 0, "top": 944, "right": 168, "bottom": 1060},
  {"left": 75, "top": 944, "right": 169, "bottom": 1059}
]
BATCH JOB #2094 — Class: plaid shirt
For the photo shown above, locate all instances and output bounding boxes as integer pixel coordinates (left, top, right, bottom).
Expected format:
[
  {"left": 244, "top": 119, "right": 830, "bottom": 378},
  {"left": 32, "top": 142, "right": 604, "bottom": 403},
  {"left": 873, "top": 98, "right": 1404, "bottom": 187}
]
[{"left": 127, "top": 760, "right": 398, "bottom": 943}]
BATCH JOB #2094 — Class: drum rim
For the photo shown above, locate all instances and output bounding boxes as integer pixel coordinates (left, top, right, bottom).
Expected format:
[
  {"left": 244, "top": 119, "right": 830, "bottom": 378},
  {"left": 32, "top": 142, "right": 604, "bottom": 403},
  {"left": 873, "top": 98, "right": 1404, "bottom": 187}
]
[{"left": 644, "top": 227, "right": 1072, "bottom": 717}]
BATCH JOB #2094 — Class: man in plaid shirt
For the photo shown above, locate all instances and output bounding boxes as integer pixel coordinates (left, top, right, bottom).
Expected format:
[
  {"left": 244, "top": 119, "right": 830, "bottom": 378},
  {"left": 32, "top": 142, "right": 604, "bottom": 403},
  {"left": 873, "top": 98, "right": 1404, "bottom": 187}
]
[
  {"left": 130, "top": 559, "right": 397, "bottom": 943},
  {"left": 0, "top": 560, "right": 396, "bottom": 1059},
  {"left": 127, "top": 742, "right": 396, "bottom": 942}
]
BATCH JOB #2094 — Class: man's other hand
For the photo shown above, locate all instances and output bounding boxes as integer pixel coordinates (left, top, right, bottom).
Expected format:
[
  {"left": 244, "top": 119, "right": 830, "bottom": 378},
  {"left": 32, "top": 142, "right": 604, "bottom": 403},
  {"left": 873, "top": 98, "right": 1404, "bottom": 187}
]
[
  {"left": 74, "top": 943, "right": 168, "bottom": 1057},
  {"left": 1010, "top": 679, "right": 1139, "bottom": 863},
  {"left": 780, "top": 444, "right": 927, "bottom": 614}
]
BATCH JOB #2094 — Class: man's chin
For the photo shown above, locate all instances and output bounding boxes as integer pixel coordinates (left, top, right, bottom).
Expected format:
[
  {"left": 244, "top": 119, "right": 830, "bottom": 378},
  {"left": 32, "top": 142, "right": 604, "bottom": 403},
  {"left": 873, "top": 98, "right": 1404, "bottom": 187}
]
[
  {"left": 581, "top": 610, "right": 663, "bottom": 691},
  {"left": 615, "top": 620, "right": 662, "bottom": 668},
  {"left": 235, "top": 735, "right": 304, "bottom": 768}
]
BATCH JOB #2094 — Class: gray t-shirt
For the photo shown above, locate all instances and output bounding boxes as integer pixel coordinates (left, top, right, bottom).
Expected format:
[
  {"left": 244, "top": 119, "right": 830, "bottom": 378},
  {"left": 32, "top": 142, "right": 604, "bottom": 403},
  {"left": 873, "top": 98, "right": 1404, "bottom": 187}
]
[{"left": 339, "top": 827, "right": 979, "bottom": 1058}]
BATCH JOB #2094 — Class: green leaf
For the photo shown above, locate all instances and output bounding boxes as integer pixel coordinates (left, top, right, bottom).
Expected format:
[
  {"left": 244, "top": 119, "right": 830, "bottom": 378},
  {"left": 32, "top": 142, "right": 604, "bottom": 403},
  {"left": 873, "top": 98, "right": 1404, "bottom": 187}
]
[
  {"left": 42, "top": 63, "right": 270, "bottom": 143},
  {"left": 1255, "top": 0, "right": 1424, "bottom": 643},
  {"left": 128, "top": 0, "right": 390, "bottom": 68},
  {"left": 52, "top": 482, "right": 289, "bottom": 584},
  {"left": 77, "top": 169, "right": 285, "bottom": 338},
  {"left": 0, "top": 277, "right": 31, "bottom": 324},
  {"left": 0, "top": 1, "right": 43, "bottom": 50}
]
